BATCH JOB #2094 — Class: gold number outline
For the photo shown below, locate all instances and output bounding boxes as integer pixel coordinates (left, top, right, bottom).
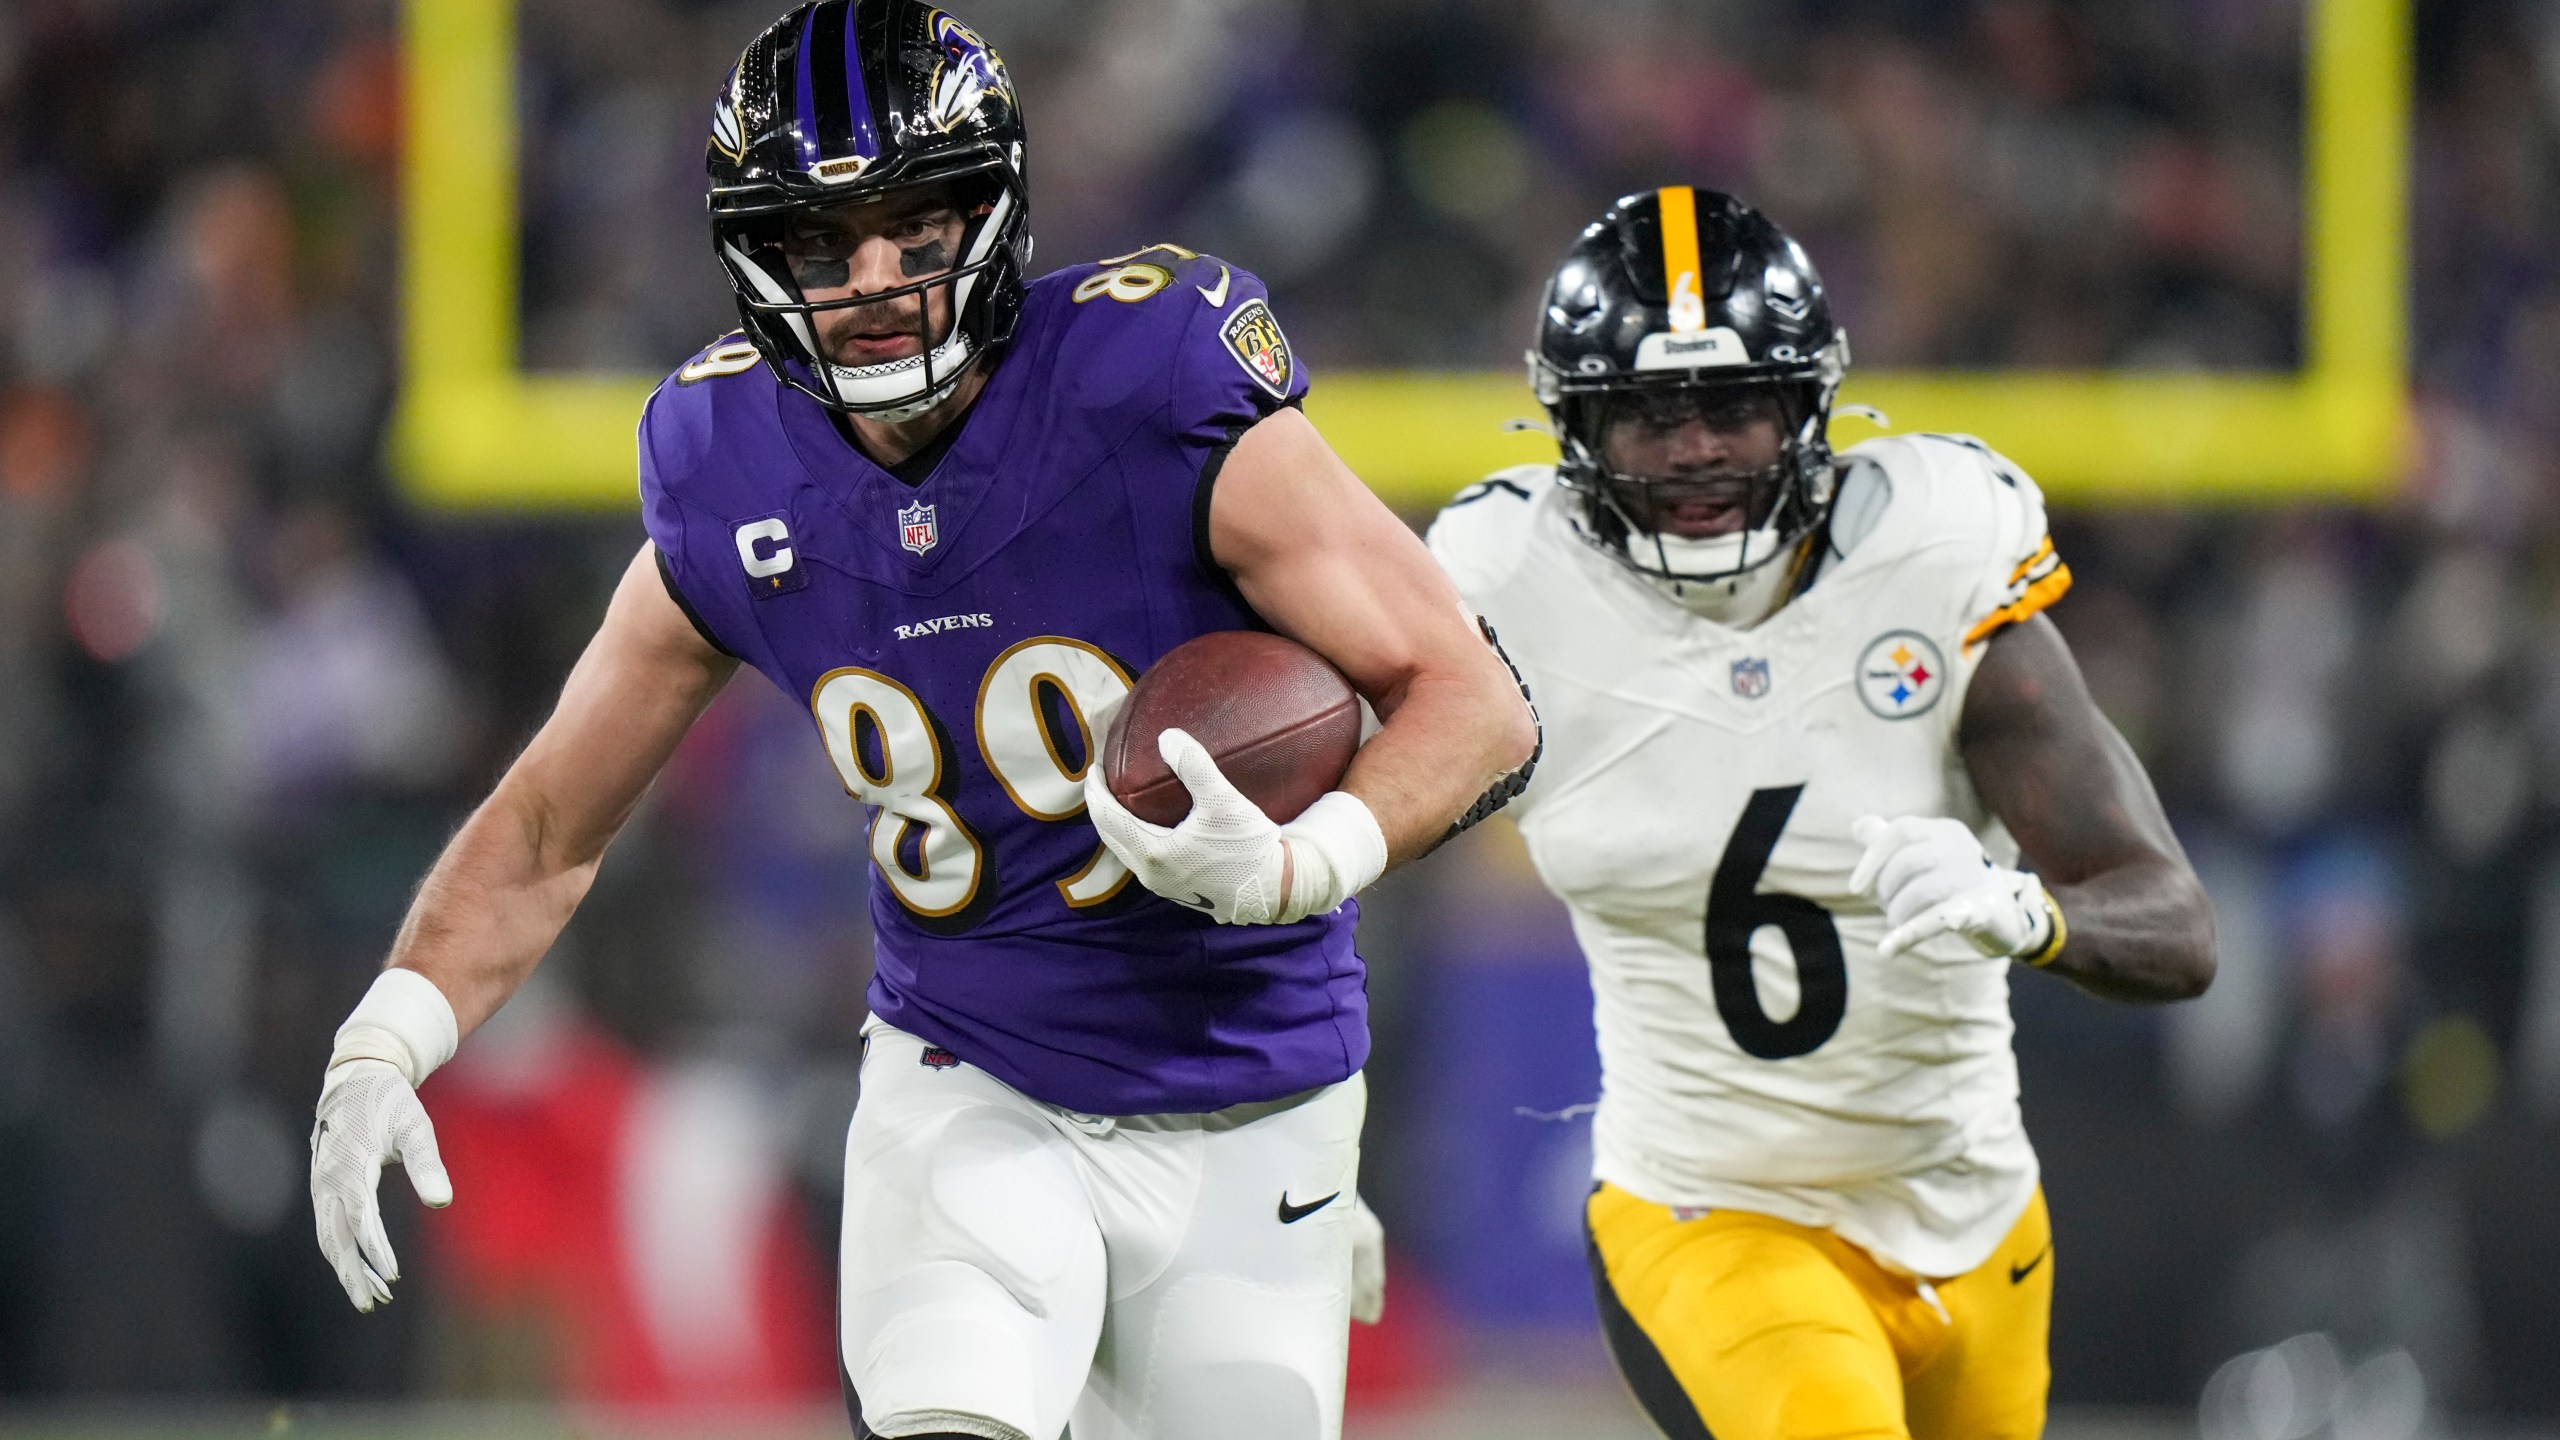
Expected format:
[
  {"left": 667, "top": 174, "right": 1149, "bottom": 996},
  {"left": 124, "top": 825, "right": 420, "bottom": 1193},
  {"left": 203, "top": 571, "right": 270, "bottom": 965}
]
[
  {"left": 810, "top": 665, "right": 988, "bottom": 919},
  {"left": 973, "top": 636, "right": 1136, "bottom": 908}
]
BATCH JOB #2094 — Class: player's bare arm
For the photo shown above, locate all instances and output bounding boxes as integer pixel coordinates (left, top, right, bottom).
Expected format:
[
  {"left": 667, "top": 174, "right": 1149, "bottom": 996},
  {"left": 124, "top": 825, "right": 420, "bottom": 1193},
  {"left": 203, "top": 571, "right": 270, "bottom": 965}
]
[
  {"left": 386, "top": 543, "right": 736, "bottom": 1031},
  {"left": 308, "top": 544, "right": 732, "bottom": 1309},
  {"left": 1958, "top": 613, "right": 2216, "bottom": 1003},
  {"left": 1209, "top": 404, "right": 1541, "bottom": 865}
]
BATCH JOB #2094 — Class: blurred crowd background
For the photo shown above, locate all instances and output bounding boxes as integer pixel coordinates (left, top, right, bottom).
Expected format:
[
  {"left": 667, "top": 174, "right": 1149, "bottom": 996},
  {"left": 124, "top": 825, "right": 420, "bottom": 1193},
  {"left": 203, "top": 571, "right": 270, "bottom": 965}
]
[{"left": 2, "top": 0, "right": 2558, "bottom": 1430}]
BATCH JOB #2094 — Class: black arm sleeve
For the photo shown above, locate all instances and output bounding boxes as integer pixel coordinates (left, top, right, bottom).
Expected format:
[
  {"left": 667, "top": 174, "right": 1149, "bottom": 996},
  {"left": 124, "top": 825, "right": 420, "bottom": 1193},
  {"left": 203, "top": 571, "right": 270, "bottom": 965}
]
[
  {"left": 1189, "top": 395, "right": 1306, "bottom": 580},
  {"left": 1444, "top": 617, "right": 1541, "bottom": 840}
]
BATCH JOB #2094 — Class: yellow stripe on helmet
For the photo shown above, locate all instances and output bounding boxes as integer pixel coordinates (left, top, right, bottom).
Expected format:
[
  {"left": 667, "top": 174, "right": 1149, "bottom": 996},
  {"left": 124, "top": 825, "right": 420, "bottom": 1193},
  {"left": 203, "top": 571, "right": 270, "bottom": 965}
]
[{"left": 1656, "top": 185, "right": 1704, "bottom": 333}]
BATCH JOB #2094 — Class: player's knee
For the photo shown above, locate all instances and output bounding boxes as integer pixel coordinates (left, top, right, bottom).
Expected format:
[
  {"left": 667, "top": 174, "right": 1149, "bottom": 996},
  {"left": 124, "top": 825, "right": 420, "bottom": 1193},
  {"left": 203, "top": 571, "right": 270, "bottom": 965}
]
[{"left": 1151, "top": 1360, "right": 1324, "bottom": 1440}]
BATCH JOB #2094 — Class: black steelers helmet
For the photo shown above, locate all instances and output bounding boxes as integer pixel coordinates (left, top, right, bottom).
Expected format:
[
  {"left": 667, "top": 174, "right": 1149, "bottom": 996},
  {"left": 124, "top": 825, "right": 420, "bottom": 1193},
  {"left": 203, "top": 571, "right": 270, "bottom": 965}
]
[
  {"left": 1530, "top": 187, "right": 1849, "bottom": 584},
  {"left": 707, "top": 0, "right": 1030, "bottom": 419}
]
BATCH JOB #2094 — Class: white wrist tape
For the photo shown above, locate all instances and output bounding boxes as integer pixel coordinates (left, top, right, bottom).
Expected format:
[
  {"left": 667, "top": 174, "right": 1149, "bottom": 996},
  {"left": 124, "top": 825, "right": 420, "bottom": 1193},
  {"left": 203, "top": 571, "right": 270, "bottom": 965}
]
[
  {"left": 1278, "top": 791, "right": 1389, "bottom": 924},
  {"left": 329, "top": 968, "right": 459, "bottom": 1088}
]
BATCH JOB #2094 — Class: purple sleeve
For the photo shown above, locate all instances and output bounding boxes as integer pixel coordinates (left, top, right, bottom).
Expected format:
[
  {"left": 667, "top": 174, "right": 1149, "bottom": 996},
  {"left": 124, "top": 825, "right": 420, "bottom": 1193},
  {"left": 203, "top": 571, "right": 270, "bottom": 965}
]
[
  {"left": 636, "top": 386, "right": 741, "bottom": 659},
  {"left": 1169, "top": 261, "right": 1309, "bottom": 447}
]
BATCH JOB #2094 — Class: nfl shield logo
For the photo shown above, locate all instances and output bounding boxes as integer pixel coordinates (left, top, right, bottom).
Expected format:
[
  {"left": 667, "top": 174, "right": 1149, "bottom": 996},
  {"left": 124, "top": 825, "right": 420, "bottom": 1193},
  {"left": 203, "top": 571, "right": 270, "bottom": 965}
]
[
  {"left": 897, "top": 500, "right": 938, "bottom": 556},
  {"left": 1731, "top": 657, "right": 1772, "bottom": 699}
]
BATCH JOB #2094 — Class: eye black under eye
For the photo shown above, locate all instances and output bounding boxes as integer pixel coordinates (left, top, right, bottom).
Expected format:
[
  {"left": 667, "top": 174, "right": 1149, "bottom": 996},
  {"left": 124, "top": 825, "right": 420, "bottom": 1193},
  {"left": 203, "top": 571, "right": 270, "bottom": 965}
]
[{"left": 790, "top": 254, "right": 851, "bottom": 288}]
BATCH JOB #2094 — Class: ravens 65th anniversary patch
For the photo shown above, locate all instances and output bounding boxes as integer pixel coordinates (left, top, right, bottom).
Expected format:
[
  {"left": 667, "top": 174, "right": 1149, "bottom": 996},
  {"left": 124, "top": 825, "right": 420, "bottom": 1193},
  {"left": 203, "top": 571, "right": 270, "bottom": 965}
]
[{"left": 1221, "top": 298, "right": 1295, "bottom": 399}]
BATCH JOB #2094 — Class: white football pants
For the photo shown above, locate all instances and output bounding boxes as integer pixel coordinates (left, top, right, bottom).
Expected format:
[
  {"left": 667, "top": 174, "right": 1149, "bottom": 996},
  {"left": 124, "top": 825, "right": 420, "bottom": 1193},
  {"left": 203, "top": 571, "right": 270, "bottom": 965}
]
[{"left": 840, "top": 1019, "right": 1366, "bottom": 1440}]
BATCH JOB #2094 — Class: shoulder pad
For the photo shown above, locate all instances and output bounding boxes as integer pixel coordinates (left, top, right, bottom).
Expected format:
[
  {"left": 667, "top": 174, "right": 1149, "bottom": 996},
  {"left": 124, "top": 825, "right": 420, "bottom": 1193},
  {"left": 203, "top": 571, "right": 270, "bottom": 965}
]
[
  {"left": 1835, "top": 433, "right": 2049, "bottom": 564},
  {"left": 1044, "top": 245, "right": 1251, "bottom": 327},
  {"left": 1834, "top": 433, "right": 2066, "bottom": 647},
  {"left": 1045, "top": 246, "right": 1303, "bottom": 444},
  {"left": 1827, "top": 454, "right": 1891, "bottom": 558},
  {"left": 644, "top": 333, "right": 775, "bottom": 486},
  {"left": 1428, "top": 464, "right": 1555, "bottom": 601}
]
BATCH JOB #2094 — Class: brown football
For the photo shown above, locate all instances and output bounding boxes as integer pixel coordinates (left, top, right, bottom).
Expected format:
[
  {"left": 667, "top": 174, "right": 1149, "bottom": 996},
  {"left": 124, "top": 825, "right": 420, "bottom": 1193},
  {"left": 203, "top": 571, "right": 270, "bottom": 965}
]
[{"left": 1103, "top": 631, "right": 1362, "bottom": 827}]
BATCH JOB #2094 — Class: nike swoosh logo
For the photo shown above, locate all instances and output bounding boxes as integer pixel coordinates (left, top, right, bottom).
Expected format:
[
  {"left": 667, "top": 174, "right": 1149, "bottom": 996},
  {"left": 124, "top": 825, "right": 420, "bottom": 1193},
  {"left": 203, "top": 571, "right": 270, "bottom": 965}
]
[
  {"left": 1197, "top": 265, "right": 1230, "bottom": 307},
  {"left": 1182, "top": 894, "right": 1215, "bottom": 911},
  {"left": 1277, "top": 1191, "right": 1339, "bottom": 1224},
  {"left": 2010, "top": 1244, "right": 2050, "bottom": 1284}
]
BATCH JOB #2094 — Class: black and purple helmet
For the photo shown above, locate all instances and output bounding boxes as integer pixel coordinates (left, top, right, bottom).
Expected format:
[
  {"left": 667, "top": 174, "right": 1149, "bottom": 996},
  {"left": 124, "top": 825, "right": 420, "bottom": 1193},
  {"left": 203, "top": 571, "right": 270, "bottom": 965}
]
[{"left": 707, "top": 0, "right": 1030, "bottom": 419}]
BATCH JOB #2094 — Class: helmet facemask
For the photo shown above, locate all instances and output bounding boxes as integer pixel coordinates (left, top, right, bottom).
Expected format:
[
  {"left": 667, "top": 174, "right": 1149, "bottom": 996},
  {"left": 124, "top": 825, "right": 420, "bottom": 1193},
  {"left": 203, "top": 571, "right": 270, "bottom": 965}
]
[
  {"left": 1551, "top": 348, "right": 1846, "bottom": 588},
  {"left": 713, "top": 159, "right": 1025, "bottom": 422}
]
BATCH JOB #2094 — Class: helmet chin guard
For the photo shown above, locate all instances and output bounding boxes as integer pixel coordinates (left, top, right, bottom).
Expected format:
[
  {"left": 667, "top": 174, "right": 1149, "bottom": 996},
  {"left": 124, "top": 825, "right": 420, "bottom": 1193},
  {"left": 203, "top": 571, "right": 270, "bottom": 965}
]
[
  {"left": 1623, "top": 520, "right": 1802, "bottom": 624},
  {"left": 1618, "top": 517, "right": 1793, "bottom": 582},
  {"left": 822, "top": 336, "right": 977, "bottom": 422}
]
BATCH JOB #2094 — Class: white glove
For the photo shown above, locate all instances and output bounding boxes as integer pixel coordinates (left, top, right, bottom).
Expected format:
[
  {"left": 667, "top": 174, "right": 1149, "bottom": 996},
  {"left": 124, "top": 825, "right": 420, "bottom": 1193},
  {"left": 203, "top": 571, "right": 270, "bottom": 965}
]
[
  {"left": 1848, "top": 815, "right": 2061, "bottom": 963},
  {"left": 312, "top": 1060, "right": 452, "bottom": 1310},
  {"left": 1083, "top": 728, "right": 1386, "bottom": 926},
  {"left": 311, "top": 968, "right": 459, "bottom": 1311},
  {"left": 1349, "top": 1193, "right": 1387, "bottom": 1325}
]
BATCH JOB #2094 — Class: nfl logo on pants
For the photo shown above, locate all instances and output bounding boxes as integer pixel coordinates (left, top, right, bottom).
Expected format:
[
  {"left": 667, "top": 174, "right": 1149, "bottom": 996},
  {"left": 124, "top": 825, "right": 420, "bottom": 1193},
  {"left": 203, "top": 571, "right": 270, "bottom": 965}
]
[{"left": 898, "top": 500, "right": 938, "bottom": 556}]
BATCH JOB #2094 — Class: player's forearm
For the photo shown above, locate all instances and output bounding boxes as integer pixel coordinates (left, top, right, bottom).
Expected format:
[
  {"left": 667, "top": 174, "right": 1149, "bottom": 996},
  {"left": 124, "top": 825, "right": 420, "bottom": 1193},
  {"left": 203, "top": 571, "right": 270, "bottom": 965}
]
[
  {"left": 2040, "top": 858, "right": 2216, "bottom": 1004},
  {"left": 1342, "top": 657, "right": 1537, "bottom": 867},
  {"left": 1958, "top": 616, "right": 2215, "bottom": 1004},
  {"left": 382, "top": 779, "right": 617, "bottom": 1036},
  {"left": 372, "top": 544, "right": 736, "bottom": 1033}
]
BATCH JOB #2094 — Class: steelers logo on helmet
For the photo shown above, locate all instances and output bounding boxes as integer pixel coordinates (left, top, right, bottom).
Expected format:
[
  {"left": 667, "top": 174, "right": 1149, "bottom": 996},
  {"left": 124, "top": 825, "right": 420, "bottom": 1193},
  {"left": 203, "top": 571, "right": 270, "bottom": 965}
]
[
  {"left": 1856, "top": 631, "right": 1947, "bottom": 720},
  {"left": 705, "top": 0, "right": 1033, "bottom": 421},
  {"left": 1529, "top": 186, "right": 1850, "bottom": 590}
]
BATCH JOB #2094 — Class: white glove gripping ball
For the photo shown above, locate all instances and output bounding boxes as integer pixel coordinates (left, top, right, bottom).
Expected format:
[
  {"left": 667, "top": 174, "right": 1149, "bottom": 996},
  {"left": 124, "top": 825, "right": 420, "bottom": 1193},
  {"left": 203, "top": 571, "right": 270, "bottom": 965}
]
[{"left": 1084, "top": 728, "right": 1385, "bottom": 926}]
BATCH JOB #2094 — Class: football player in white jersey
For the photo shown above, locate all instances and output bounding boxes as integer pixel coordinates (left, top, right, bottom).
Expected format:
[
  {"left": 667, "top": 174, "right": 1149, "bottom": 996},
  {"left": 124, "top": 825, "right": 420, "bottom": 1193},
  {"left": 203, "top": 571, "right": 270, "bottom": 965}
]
[{"left": 1426, "top": 187, "right": 2217, "bottom": 1440}]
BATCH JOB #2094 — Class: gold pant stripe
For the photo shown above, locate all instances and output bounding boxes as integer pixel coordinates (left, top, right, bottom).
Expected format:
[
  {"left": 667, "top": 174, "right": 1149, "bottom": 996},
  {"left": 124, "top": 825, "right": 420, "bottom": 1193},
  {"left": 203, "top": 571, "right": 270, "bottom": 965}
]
[{"left": 1584, "top": 1185, "right": 2053, "bottom": 1440}]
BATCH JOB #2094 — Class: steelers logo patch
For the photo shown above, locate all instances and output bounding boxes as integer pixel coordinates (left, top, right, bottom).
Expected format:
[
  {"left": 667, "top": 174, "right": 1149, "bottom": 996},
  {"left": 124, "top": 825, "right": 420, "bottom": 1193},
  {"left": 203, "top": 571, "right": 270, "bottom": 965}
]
[{"left": 1855, "top": 630, "right": 1946, "bottom": 720}]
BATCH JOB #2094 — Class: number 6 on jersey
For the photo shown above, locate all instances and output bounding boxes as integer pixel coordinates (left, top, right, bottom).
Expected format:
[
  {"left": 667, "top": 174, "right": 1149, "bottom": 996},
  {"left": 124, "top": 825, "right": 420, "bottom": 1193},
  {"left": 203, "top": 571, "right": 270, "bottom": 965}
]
[{"left": 1708, "top": 785, "right": 1848, "bottom": 1059}]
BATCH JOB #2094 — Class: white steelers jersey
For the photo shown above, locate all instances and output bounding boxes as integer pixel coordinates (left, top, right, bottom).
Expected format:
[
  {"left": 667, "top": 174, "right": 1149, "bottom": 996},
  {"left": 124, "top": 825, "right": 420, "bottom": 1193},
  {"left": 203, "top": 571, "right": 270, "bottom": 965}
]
[{"left": 1427, "top": 433, "right": 2073, "bottom": 1279}]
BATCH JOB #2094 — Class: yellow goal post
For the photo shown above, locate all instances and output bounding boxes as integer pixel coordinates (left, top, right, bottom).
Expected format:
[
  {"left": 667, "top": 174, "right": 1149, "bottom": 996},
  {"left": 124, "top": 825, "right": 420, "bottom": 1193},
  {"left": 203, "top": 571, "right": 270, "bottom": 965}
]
[{"left": 392, "top": 0, "right": 2407, "bottom": 512}]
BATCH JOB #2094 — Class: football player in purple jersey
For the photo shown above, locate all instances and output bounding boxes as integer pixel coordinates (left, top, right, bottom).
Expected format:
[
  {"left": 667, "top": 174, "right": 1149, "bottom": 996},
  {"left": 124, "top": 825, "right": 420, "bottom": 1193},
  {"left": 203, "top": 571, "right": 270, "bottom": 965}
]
[{"left": 305, "top": 3, "right": 1536, "bottom": 1437}]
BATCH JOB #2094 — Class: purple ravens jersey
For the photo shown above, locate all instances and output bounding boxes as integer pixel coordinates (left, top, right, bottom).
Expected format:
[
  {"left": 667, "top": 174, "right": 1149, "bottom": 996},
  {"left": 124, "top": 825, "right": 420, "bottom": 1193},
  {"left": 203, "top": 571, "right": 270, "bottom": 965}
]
[{"left": 640, "top": 249, "right": 1363, "bottom": 1116}]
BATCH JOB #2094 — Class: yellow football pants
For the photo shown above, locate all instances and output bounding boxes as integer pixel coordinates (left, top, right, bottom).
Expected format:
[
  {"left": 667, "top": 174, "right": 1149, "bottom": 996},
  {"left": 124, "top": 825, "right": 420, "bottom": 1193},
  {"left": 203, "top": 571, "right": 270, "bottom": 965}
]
[{"left": 1584, "top": 1183, "right": 2052, "bottom": 1440}]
